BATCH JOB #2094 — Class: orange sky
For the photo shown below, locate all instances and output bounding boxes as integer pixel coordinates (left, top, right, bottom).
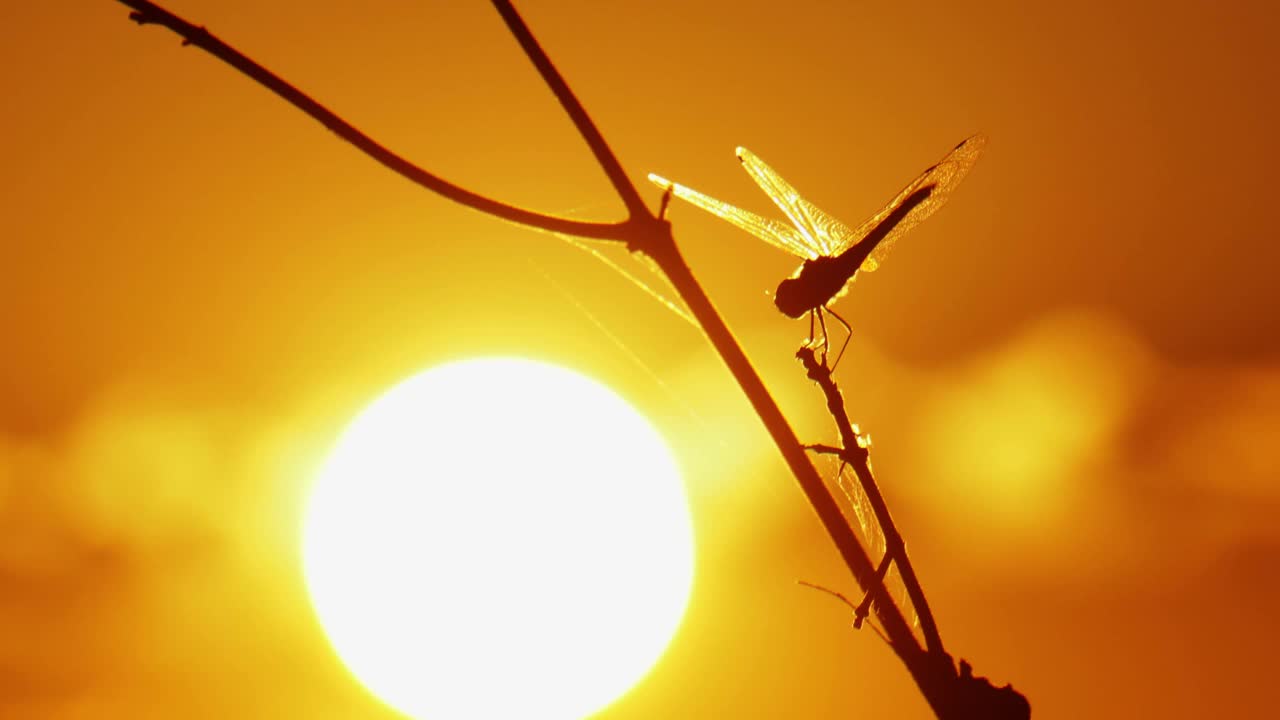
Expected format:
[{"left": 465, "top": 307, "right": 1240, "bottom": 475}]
[{"left": 3, "top": 1, "right": 1278, "bottom": 717}]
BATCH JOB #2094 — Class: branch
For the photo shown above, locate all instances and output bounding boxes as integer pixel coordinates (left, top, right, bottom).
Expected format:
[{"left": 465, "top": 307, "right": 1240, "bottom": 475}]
[
  {"left": 797, "top": 349, "right": 1030, "bottom": 717},
  {"left": 489, "top": 1, "right": 650, "bottom": 222},
  {"left": 110, "top": 2, "right": 1002, "bottom": 715},
  {"left": 797, "top": 346, "right": 944, "bottom": 655},
  {"left": 643, "top": 238, "right": 929, "bottom": 668},
  {"left": 115, "top": 0, "right": 643, "bottom": 242}
]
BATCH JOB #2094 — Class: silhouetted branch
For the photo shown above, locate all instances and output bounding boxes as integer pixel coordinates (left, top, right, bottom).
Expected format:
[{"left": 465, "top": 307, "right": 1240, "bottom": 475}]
[
  {"left": 108, "top": 2, "right": 1026, "bottom": 716},
  {"left": 641, "top": 238, "right": 927, "bottom": 665},
  {"left": 797, "top": 348, "right": 1031, "bottom": 717},
  {"left": 796, "top": 579, "right": 892, "bottom": 645},
  {"left": 115, "top": 0, "right": 637, "bottom": 241},
  {"left": 489, "top": 1, "right": 649, "bottom": 223},
  {"left": 797, "top": 345, "right": 943, "bottom": 655}
]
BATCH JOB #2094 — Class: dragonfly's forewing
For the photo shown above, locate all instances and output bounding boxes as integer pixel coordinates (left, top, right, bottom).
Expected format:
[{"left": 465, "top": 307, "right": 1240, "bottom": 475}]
[
  {"left": 736, "top": 147, "right": 857, "bottom": 258},
  {"left": 833, "top": 134, "right": 987, "bottom": 271},
  {"left": 648, "top": 172, "right": 821, "bottom": 260}
]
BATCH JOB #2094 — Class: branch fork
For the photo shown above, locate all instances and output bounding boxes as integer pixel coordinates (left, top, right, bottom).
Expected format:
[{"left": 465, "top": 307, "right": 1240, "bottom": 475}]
[{"left": 111, "top": 2, "right": 1028, "bottom": 716}]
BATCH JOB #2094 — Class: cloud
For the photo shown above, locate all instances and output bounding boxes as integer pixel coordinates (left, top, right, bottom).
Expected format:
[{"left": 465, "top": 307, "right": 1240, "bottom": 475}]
[
  {"left": 0, "top": 381, "right": 355, "bottom": 715},
  {"left": 0, "top": 382, "right": 340, "bottom": 620}
]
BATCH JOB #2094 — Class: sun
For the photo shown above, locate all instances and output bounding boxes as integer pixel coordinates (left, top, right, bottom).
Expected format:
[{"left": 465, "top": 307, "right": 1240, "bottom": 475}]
[{"left": 301, "top": 358, "right": 695, "bottom": 720}]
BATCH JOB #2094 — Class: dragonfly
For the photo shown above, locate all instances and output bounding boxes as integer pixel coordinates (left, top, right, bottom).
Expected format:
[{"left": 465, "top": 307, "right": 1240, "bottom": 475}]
[{"left": 649, "top": 134, "right": 986, "bottom": 367}]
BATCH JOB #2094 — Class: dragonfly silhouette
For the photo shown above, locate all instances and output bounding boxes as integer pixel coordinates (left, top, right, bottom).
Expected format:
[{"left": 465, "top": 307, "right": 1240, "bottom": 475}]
[{"left": 650, "top": 134, "right": 986, "bottom": 367}]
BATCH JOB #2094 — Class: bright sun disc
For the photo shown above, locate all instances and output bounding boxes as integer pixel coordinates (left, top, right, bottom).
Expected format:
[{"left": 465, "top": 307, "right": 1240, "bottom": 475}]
[{"left": 302, "top": 358, "right": 695, "bottom": 720}]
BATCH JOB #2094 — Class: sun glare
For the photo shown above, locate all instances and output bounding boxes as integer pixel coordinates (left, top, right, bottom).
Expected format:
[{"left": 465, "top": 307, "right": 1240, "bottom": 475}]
[{"left": 301, "top": 358, "right": 695, "bottom": 720}]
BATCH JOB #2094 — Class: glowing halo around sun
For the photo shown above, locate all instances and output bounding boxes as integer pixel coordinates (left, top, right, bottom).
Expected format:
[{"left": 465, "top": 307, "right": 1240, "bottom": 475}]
[{"left": 302, "top": 358, "right": 695, "bottom": 720}]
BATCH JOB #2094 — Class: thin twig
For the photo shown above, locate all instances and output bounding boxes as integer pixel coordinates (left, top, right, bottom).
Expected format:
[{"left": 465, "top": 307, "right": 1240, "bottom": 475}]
[
  {"left": 489, "top": 1, "right": 650, "bottom": 225},
  {"left": 797, "top": 346, "right": 945, "bottom": 656},
  {"left": 798, "top": 578, "right": 860, "bottom": 612},
  {"left": 115, "top": 0, "right": 637, "bottom": 242},
  {"left": 640, "top": 237, "right": 931, "bottom": 668},
  {"left": 797, "top": 580, "right": 893, "bottom": 645}
]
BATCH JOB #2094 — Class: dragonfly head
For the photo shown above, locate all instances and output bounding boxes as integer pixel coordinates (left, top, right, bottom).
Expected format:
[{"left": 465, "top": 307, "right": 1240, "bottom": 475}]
[{"left": 773, "top": 277, "right": 811, "bottom": 319}]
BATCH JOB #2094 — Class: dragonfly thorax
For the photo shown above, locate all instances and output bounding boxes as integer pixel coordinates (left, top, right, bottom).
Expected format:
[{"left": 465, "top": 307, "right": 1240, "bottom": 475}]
[{"left": 773, "top": 256, "right": 856, "bottom": 319}]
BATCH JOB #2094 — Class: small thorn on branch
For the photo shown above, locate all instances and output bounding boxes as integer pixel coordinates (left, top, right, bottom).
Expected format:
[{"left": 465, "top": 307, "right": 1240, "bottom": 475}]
[
  {"left": 803, "top": 442, "right": 846, "bottom": 457},
  {"left": 797, "top": 580, "right": 892, "bottom": 645},
  {"left": 123, "top": 4, "right": 211, "bottom": 49},
  {"left": 658, "top": 185, "right": 674, "bottom": 221},
  {"left": 797, "top": 579, "right": 857, "bottom": 611}
]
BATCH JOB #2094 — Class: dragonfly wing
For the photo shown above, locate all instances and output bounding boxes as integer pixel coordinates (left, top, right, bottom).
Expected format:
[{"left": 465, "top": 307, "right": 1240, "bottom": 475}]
[
  {"left": 831, "top": 134, "right": 988, "bottom": 271},
  {"left": 648, "top": 172, "right": 819, "bottom": 260},
  {"left": 736, "top": 147, "right": 853, "bottom": 258}
]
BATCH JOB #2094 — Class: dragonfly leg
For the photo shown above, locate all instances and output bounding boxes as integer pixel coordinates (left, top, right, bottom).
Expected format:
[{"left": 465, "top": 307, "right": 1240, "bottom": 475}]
[
  {"left": 815, "top": 307, "right": 832, "bottom": 366},
  {"left": 825, "top": 306, "right": 854, "bottom": 371},
  {"left": 657, "top": 185, "right": 674, "bottom": 221},
  {"left": 852, "top": 551, "right": 895, "bottom": 629}
]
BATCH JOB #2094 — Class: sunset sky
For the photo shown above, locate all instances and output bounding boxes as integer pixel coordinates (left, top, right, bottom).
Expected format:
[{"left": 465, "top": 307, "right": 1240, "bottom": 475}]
[{"left": 3, "top": 1, "right": 1278, "bottom": 717}]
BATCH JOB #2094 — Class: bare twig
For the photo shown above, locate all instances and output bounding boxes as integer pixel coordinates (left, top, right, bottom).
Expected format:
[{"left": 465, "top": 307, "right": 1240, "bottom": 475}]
[
  {"left": 797, "top": 579, "right": 892, "bottom": 645},
  {"left": 489, "top": 2, "right": 650, "bottom": 225},
  {"left": 797, "top": 345, "right": 944, "bottom": 655},
  {"left": 640, "top": 236, "right": 927, "bottom": 665},
  {"left": 116, "top": 0, "right": 637, "bottom": 241}
]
